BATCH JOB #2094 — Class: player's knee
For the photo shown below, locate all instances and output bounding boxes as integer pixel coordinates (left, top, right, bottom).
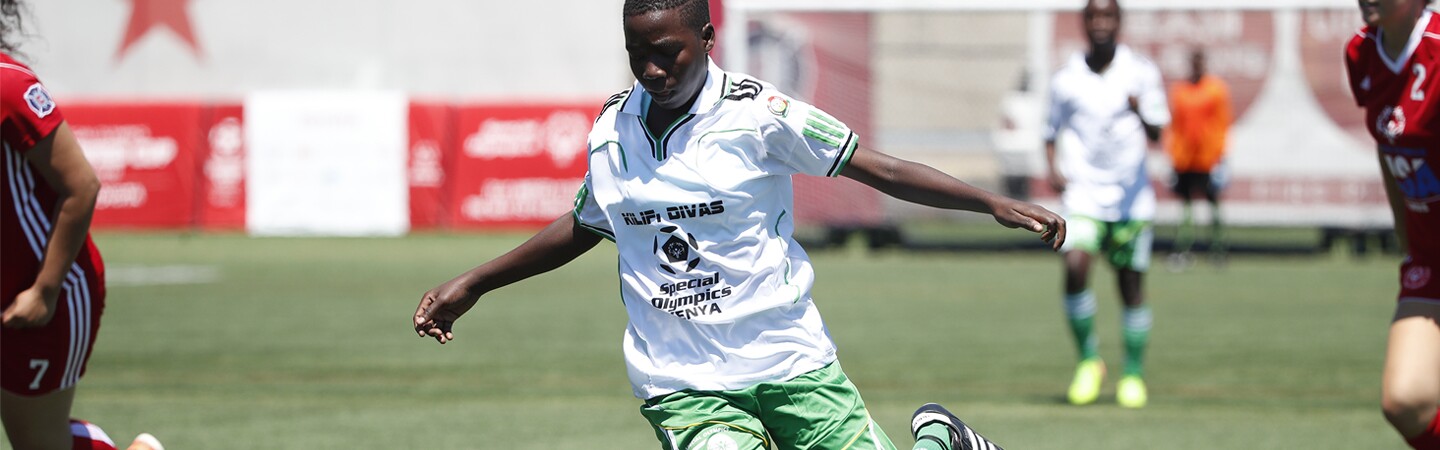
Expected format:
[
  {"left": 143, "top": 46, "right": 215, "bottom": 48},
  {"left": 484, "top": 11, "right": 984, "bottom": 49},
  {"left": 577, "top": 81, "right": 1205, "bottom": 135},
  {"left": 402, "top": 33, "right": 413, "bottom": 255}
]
[{"left": 1382, "top": 385, "right": 1438, "bottom": 426}]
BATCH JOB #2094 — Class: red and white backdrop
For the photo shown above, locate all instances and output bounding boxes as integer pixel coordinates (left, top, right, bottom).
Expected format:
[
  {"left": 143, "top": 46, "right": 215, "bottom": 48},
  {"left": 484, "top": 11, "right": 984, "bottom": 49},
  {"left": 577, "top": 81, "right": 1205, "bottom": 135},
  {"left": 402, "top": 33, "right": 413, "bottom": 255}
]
[
  {"left": 48, "top": 3, "right": 1388, "bottom": 232},
  {"left": 449, "top": 104, "right": 592, "bottom": 230},
  {"left": 61, "top": 98, "right": 596, "bottom": 233},
  {"left": 65, "top": 103, "right": 202, "bottom": 229}
]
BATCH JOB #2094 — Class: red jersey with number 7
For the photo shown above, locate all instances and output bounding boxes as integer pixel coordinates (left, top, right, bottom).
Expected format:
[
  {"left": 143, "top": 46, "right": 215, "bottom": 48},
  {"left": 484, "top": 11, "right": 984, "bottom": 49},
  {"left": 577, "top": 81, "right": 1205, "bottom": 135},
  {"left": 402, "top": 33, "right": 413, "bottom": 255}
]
[
  {"left": 1347, "top": 10, "right": 1440, "bottom": 262},
  {"left": 1, "top": 52, "right": 107, "bottom": 395}
]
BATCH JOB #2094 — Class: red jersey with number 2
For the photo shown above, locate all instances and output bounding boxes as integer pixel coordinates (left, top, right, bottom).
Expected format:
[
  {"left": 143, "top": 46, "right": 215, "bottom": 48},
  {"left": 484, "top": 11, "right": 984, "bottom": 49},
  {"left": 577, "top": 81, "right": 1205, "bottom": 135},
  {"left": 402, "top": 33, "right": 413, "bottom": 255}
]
[{"left": 1347, "top": 12, "right": 1440, "bottom": 265}]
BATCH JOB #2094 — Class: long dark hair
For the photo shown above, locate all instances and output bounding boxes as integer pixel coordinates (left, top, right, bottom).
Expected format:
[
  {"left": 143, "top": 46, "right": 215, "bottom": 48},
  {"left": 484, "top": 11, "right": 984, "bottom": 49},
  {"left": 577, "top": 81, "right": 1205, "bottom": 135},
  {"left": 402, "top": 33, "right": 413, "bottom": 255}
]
[{"left": 0, "top": 0, "right": 26, "bottom": 55}]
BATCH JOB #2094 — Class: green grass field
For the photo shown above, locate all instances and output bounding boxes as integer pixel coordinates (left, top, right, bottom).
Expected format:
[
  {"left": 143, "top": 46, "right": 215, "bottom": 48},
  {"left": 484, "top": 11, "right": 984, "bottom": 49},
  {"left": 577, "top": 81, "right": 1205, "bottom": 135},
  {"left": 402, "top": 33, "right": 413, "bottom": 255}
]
[{"left": 2, "top": 231, "right": 1406, "bottom": 449}]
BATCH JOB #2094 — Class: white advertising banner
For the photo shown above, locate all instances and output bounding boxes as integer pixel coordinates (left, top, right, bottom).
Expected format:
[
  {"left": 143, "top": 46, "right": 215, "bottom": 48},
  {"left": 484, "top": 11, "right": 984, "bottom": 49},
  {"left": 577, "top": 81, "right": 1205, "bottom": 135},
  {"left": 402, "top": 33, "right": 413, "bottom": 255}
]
[{"left": 245, "top": 91, "right": 409, "bottom": 236}]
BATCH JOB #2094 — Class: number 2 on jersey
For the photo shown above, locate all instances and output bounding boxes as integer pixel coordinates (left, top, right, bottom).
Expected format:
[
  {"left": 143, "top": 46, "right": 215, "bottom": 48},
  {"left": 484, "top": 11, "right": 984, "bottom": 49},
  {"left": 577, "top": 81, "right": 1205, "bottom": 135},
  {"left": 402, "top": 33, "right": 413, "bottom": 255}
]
[{"left": 1414, "top": 63, "right": 1427, "bottom": 102}]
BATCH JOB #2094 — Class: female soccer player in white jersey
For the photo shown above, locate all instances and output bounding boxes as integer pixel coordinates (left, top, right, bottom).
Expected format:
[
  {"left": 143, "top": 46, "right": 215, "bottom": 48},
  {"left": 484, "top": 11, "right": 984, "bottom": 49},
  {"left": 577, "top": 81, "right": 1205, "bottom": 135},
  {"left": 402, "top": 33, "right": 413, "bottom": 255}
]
[
  {"left": 1347, "top": 0, "right": 1440, "bottom": 447},
  {"left": 413, "top": 1, "right": 1063, "bottom": 449}
]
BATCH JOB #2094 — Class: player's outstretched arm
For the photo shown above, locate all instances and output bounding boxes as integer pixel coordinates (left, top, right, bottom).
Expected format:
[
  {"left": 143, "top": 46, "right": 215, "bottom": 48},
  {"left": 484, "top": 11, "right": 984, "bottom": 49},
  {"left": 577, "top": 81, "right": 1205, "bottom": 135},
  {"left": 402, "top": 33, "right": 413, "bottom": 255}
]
[
  {"left": 413, "top": 213, "right": 602, "bottom": 344},
  {"left": 840, "top": 145, "right": 1065, "bottom": 250}
]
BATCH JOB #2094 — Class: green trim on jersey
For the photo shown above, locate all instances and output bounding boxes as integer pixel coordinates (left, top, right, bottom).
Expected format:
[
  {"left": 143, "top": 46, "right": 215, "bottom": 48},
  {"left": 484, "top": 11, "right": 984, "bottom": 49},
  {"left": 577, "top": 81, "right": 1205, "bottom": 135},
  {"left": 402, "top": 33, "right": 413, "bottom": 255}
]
[
  {"left": 698, "top": 128, "right": 757, "bottom": 145},
  {"left": 773, "top": 210, "right": 787, "bottom": 235},
  {"left": 639, "top": 113, "right": 696, "bottom": 161},
  {"left": 572, "top": 184, "right": 615, "bottom": 242},
  {"left": 575, "top": 216, "right": 616, "bottom": 242},
  {"left": 826, "top": 137, "right": 859, "bottom": 178},
  {"left": 804, "top": 110, "right": 847, "bottom": 148},
  {"left": 591, "top": 140, "right": 627, "bottom": 172}
]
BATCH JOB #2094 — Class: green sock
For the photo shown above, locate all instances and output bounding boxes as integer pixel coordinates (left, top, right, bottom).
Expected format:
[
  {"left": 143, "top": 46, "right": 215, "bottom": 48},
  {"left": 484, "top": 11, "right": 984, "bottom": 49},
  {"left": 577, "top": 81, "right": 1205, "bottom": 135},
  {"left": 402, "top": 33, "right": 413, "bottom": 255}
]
[
  {"left": 1064, "top": 290, "right": 1098, "bottom": 361},
  {"left": 1176, "top": 204, "right": 1194, "bottom": 253},
  {"left": 913, "top": 423, "right": 952, "bottom": 450},
  {"left": 1122, "top": 305, "right": 1152, "bottom": 376}
]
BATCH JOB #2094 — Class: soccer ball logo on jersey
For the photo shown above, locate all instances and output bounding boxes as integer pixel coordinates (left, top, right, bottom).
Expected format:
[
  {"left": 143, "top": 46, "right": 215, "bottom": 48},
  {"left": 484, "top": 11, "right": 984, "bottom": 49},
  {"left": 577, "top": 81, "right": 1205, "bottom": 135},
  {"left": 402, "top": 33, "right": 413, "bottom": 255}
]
[
  {"left": 24, "top": 83, "right": 55, "bottom": 118},
  {"left": 655, "top": 225, "right": 701, "bottom": 274},
  {"left": 1404, "top": 265, "right": 1431, "bottom": 290},
  {"left": 1376, "top": 106, "right": 1406, "bottom": 144}
]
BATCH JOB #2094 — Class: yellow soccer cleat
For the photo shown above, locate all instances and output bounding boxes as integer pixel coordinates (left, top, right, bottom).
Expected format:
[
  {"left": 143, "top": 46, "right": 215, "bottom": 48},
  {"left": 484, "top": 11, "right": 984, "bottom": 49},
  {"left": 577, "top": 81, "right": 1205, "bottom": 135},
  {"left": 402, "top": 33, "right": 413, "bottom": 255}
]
[
  {"left": 1067, "top": 358, "right": 1105, "bottom": 405},
  {"left": 1117, "top": 375, "right": 1148, "bottom": 408}
]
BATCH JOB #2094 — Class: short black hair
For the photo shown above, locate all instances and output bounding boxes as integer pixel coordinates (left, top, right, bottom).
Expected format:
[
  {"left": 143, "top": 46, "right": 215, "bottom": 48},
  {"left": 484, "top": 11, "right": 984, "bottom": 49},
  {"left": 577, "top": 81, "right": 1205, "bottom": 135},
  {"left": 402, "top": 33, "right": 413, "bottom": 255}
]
[{"left": 623, "top": 0, "right": 710, "bottom": 33}]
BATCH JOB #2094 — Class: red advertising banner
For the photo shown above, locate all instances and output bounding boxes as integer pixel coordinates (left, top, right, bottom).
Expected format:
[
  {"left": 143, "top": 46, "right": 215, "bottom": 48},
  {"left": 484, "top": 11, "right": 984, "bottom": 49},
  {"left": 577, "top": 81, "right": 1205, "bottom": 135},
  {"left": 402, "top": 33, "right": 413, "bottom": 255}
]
[
  {"left": 198, "top": 104, "right": 246, "bottom": 230},
  {"left": 449, "top": 103, "right": 594, "bottom": 229},
  {"left": 408, "top": 102, "right": 454, "bottom": 230},
  {"left": 64, "top": 103, "right": 202, "bottom": 228}
]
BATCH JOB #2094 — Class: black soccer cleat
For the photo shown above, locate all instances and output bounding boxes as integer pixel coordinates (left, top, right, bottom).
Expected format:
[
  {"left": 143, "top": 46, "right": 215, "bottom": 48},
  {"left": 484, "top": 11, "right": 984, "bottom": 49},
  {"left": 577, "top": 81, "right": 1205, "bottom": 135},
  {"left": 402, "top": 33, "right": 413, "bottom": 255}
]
[{"left": 911, "top": 403, "right": 1004, "bottom": 450}]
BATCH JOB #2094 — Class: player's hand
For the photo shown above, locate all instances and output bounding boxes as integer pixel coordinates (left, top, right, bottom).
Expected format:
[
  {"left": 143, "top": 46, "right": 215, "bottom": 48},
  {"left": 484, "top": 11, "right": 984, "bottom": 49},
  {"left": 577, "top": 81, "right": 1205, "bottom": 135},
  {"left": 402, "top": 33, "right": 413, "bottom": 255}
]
[
  {"left": 2, "top": 286, "right": 59, "bottom": 329},
  {"left": 413, "top": 276, "right": 482, "bottom": 345},
  {"left": 990, "top": 199, "right": 1066, "bottom": 251}
]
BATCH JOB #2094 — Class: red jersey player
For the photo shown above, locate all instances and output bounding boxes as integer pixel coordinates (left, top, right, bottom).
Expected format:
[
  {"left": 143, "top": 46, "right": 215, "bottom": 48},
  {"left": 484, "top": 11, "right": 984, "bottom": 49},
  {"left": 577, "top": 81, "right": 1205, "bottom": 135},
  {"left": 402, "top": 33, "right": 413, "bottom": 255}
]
[
  {"left": 1346, "top": 1, "right": 1440, "bottom": 448},
  {"left": 1, "top": 1, "right": 161, "bottom": 448}
]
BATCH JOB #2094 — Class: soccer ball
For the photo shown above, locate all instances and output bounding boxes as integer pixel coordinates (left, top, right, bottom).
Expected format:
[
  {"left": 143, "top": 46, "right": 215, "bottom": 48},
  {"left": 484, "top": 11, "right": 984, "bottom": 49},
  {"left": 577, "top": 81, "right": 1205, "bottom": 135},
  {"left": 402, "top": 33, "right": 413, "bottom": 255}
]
[{"left": 654, "top": 225, "right": 700, "bottom": 274}]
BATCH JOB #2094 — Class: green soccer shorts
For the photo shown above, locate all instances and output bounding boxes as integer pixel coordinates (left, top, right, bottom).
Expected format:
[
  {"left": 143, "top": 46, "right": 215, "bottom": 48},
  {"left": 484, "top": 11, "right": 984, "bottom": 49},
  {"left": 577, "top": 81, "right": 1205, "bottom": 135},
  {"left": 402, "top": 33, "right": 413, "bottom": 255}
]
[
  {"left": 639, "top": 361, "right": 896, "bottom": 450},
  {"left": 1061, "top": 215, "right": 1154, "bottom": 271}
]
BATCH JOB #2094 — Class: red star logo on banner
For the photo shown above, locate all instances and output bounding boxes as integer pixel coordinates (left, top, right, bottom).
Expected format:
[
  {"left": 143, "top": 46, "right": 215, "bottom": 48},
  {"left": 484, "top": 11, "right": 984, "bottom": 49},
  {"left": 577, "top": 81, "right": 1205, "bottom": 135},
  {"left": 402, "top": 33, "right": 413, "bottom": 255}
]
[{"left": 116, "top": 0, "right": 202, "bottom": 61}]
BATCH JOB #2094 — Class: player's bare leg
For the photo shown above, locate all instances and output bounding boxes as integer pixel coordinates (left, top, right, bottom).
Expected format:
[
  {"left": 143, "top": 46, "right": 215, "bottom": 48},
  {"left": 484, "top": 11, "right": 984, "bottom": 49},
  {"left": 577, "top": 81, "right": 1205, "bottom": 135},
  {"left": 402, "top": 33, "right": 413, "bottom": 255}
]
[
  {"left": 1382, "top": 302, "right": 1440, "bottom": 445},
  {"left": 2, "top": 387, "right": 77, "bottom": 449}
]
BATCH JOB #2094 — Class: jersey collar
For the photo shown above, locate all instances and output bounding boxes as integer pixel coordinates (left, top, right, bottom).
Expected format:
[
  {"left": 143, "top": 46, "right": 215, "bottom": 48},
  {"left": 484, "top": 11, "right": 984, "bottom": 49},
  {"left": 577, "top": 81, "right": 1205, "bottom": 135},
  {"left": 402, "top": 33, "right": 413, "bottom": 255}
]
[
  {"left": 1069, "top": 44, "right": 1133, "bottom": 75},
  {"left": 620, "top": 58, "right": 727, "bottom": 117},
  {"left": 1373, "top": 9, "right": 1432, "bottom": 74}
]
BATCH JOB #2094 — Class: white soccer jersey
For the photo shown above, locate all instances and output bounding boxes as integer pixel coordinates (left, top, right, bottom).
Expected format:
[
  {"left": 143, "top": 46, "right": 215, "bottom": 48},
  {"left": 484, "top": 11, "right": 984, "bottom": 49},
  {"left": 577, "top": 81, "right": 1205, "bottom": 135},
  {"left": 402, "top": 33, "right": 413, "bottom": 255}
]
[
  {"left": 1046, "top": 45, "right": 1170, "bottom": 221},
  {"left": 574, "top": 60, "right": 857, "bottom": 400}
]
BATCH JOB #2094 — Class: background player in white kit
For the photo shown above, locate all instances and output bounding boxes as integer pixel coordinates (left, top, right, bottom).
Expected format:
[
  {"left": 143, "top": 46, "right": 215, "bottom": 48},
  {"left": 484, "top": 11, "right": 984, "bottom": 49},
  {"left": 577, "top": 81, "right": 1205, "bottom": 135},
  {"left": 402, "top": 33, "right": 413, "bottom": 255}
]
[
  {"left": 1044, "top": 0, "right": 1168, "bottom": 409},
  {"left": 413, "top": 1, "right": 1063, "bottom": 449}
]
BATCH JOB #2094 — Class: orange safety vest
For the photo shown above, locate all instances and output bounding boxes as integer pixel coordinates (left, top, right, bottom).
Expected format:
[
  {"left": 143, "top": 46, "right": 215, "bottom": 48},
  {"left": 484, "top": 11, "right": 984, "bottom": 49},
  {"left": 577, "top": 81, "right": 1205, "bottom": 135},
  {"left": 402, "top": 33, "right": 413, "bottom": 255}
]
[{"left": 1165, "top": 75, "right": 1232, "bottom": 173}]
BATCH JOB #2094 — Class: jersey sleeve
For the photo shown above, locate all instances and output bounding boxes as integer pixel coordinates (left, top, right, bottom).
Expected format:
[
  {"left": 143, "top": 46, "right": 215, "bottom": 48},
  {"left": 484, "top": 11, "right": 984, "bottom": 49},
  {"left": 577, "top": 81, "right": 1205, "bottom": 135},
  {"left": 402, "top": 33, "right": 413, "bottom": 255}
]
[
  {"left": 1135, "top": 62, "right": 1171, "bottom": 127},
  {"left": 0, "top": 66, "right": 64, "bottom": 152},
  {"left": 1044, "top": 74, "right": 1068, "bottom": 143},
  {"left": 1344, "top": 31, "right": 1369, "bottom": 107},
  {"left": 572, "top": 173, "right": 614, "bottom": 241},
  {"left": 757, "top": 93, "right": 858, "bottom": 177}
]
